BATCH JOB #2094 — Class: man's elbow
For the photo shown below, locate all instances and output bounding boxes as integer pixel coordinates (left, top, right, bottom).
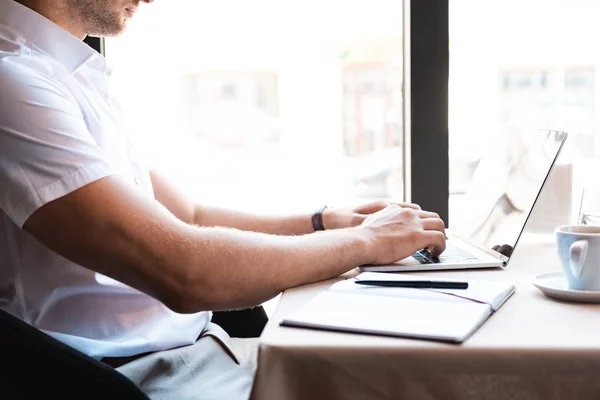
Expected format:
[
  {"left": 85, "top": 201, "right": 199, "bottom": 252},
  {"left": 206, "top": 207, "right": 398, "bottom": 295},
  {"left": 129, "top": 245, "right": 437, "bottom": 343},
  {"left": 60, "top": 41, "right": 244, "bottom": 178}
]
[
  {"left": 156, "top": 275, "right": 229, "bottom": 314},
  {"left": 145, "top": 251, "right": 258, "bottom": 314},
  {"left": 163, "top": 298, "right": 208, "bottom": 315},
  {"left": 158, "top": 283, "right": 213, "bottom": 314},
  {"left": 159, "top": 279, "right": 255, "bottom": 315}
]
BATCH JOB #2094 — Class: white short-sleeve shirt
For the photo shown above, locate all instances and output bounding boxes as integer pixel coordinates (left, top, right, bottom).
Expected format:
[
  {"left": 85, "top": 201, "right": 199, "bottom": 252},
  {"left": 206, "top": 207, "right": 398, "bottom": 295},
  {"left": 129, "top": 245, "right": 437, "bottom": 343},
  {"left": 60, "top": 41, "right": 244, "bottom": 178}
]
[{"left": 0, "top": 0, "right": 210, "bottom": 359}]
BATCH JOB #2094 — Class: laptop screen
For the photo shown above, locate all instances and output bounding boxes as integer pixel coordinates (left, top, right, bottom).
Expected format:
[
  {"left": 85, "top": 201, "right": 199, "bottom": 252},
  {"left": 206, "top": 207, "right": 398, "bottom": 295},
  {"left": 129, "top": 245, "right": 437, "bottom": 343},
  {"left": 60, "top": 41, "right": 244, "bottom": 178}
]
[{"left": 453, "top": 129, "right": 568, "bottom": 261}]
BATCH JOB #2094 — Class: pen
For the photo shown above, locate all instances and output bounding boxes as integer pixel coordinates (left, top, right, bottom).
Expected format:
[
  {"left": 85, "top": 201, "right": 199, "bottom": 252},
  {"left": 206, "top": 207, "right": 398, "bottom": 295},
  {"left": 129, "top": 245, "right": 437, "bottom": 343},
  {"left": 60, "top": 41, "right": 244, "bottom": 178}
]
[{"left": 354, "top": 280, "right": 469, "bottom": 290}]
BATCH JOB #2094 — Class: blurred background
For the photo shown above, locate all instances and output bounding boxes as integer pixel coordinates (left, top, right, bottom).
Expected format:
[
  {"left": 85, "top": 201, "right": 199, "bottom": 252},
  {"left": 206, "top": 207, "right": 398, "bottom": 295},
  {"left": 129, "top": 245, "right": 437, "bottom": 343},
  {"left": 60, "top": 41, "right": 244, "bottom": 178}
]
[{"left": 104, "top": 0, "right": 600, "bottom": 313}]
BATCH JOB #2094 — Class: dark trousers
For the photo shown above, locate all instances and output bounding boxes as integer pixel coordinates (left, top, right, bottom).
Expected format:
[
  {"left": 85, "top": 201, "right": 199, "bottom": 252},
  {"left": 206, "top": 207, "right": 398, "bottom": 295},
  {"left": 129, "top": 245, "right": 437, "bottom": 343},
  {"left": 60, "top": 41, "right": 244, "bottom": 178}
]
[{"left": 211, "top": 306, "right": 269, "bottom": 338}]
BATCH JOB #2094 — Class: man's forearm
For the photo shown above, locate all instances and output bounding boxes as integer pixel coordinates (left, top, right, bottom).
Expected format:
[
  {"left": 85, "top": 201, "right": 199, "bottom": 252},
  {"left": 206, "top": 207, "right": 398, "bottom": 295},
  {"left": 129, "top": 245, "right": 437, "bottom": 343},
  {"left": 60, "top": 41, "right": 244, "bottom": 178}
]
[
  {"left": 193, "top": 204, "right": 327, "bottom": 235},
  {"left": 169, "top": 223, "right": 371, "bottom": 313},
  {"left": 151, "top": 171, "right": 344, "bottom": 235}
]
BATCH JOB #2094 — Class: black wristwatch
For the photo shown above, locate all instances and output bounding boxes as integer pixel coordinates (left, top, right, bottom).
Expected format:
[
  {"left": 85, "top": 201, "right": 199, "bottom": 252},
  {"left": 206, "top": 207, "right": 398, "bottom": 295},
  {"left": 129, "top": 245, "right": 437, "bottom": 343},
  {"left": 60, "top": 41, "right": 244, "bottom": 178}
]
[{"left": 311, "top": 205, "right": 328, "bottom": 231}]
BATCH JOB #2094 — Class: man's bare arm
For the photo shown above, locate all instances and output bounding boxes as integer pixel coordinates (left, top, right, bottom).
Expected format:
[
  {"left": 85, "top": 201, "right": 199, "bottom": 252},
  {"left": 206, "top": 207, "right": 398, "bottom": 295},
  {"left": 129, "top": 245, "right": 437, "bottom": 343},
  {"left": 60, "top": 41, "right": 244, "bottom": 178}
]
[
  {"left": 151, "top": 171, "right": 420, "bottom": 234},
  {"left": 25, "top": 176, "right": 445, "bottom": 314},
  {"left": 151, "top": 170, "right": 319, "bottom": 234}
]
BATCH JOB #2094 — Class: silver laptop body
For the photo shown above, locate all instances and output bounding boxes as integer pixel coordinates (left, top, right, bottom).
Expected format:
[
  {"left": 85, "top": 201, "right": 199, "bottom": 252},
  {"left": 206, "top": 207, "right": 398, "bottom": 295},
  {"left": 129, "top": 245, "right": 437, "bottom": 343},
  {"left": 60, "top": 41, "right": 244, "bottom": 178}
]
[{"left": 360, "top": 129, "right": 568, "bottom": 273}]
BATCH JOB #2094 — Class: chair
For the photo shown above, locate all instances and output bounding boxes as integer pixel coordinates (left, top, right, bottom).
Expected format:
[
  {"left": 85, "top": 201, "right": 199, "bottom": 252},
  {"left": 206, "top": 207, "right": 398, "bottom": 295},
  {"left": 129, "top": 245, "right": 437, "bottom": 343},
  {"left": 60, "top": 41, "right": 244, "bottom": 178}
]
[
  {"left": 0, "top": 308, "right": 149, "bottom": 399},
  {"left": 0, "top": 306, "right": 267, "bottom": 398},
  {"left": 211, "top": 306, "right": 269, "bottom": 338}
]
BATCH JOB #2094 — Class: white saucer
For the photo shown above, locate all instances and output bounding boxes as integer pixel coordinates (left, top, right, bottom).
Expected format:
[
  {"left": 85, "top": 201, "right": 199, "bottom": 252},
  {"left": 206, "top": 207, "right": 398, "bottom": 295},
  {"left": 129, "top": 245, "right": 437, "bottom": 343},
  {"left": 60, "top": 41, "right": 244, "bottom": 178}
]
[{"left": 533, "top": 272, "right": 600, "bottom": 303}]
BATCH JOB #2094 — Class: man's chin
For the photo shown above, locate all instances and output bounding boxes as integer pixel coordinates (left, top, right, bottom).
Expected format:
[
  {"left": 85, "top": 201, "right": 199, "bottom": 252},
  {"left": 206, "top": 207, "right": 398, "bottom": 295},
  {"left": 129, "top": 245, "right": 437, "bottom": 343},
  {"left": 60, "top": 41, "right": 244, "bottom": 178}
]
[{"left": 87, "top": 23, "right": 127, "bottom": 38}]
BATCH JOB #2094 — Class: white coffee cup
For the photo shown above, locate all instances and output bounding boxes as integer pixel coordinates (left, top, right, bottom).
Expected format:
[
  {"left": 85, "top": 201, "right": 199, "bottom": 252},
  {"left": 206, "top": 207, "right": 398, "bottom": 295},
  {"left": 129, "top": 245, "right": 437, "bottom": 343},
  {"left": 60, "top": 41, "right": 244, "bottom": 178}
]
[{"left": 556, "top": 225, "right": 600, "bottom": 291}]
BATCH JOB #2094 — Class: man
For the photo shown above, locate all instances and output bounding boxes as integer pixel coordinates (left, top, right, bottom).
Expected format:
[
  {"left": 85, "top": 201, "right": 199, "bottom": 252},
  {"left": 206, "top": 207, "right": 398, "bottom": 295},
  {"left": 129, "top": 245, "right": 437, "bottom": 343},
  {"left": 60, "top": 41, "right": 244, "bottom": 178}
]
[{"left": 0, "top": 0, "right": 446, "bottom": 399}]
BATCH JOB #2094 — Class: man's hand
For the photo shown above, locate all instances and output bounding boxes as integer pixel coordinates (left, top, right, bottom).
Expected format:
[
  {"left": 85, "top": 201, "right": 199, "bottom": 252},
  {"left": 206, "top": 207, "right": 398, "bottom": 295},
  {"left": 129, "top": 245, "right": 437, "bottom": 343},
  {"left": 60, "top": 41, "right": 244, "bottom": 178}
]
[
  {"left": 492, "top": 244, "right": 514, "bottom": 257},
  {"left": 323, "top": 200, "right": 422, "bottom": 230},
  {"left": 357, "top": 205, "right": 446, "bottom": 265}
]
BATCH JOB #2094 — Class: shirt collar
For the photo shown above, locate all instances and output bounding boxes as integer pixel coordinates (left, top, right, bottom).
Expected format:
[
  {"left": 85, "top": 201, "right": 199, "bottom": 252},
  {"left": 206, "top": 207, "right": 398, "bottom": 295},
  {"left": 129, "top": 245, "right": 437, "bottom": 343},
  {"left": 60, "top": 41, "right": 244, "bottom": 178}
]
[{"left": 0, "top": 0, "right": 105, "bottom": 74}]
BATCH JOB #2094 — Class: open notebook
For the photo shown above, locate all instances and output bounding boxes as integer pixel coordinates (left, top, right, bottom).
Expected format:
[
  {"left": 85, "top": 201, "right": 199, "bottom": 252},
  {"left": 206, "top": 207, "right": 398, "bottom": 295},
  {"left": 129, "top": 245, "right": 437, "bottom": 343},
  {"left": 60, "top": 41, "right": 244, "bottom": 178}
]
[{"left": 281, "top": 272, "right": 516, "bottom": 343}]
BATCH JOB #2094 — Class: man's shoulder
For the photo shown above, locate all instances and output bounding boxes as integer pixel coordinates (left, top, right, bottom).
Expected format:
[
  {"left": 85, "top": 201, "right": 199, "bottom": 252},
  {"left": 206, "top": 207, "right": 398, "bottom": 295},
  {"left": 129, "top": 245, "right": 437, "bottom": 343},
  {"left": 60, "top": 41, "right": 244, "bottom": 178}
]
[
  {"left": 0, "top": 50, "right": 77, "bottom": 108},
  {"left": 0, "top": 45, "right": 55, "bottom": 78}
]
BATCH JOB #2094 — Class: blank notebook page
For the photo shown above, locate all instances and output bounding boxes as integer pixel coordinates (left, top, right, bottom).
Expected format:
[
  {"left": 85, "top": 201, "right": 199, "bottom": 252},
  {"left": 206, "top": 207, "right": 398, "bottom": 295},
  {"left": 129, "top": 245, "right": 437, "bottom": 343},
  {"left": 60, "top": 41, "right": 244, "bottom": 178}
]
[{"left": 281, "top": 291, "right": 492, "bottom": 343}]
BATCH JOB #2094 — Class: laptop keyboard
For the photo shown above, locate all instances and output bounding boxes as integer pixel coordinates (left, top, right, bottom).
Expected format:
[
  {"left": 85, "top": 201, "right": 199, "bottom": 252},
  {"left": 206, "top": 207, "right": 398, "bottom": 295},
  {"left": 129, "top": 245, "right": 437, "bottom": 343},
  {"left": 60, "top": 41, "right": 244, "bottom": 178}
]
[{"left": 413, "top": 242, "right": 480, "bottom": 264}]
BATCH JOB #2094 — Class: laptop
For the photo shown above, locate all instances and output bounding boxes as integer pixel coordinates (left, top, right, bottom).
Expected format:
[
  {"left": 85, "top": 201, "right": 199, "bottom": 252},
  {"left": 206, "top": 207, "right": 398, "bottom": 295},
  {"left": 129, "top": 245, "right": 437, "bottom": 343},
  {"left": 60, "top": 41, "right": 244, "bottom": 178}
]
[{"left": 360, "top": 129, "right": 568, "bottom": 272}]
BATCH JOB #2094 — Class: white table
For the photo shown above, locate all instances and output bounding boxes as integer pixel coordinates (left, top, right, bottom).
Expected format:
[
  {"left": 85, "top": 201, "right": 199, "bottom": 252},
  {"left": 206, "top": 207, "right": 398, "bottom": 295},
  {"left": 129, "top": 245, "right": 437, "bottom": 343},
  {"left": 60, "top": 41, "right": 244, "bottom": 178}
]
[{"left": 251, "top": 234, "right": 600, "bottom": 400}]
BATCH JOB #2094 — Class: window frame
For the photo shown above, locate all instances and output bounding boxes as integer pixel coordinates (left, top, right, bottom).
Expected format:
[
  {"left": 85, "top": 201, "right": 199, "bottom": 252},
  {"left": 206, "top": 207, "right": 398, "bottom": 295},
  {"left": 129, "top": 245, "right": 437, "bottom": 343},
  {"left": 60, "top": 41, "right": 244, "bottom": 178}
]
[
  {"left": 83, "top": 36, "right": 103, "bottom": 54},
  {"left": 403, "top": 0, "right": 449, "bottom": 223}
]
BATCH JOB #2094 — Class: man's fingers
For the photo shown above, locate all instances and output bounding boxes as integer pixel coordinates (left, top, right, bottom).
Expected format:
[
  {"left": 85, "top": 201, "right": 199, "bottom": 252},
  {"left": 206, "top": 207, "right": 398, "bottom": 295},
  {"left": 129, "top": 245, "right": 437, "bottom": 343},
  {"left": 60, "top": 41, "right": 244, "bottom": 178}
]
[
  {"left": 492, "top": 244, "right": 514, "bottom": 257},
  {"left": 422, "top": 231, "right": 447, "bottom": 257},
  {"left": 414, "top": 210, "right": 441, "bottom": 220},
  {"left": 421, "top": 218, "right": 446, "bottom": 233},
  {"left": 393, "top": 202, "right": 421, "bottom": 210},
  {"left": 498, "top": 244, "right": 514, "bottom": 257}
]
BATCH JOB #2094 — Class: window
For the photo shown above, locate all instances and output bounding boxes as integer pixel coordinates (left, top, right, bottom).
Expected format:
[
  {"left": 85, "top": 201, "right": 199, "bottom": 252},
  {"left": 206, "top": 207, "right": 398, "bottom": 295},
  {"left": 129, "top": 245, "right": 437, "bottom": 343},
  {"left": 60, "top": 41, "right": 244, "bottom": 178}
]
[
  {"left": 449, "top": 0, "right": 599, "bottom": 236},
  {"left": 342, "top": 62, "right": 403, "bottom": 158},
  {"left": 105, "top": 0, "right": 405, "bottom": 214},
  {"left": 501, "top": 70, "right": 549, "bottom": 91},
  {"left": 565, "top": 67, "right": 595, "bottom": 89}
]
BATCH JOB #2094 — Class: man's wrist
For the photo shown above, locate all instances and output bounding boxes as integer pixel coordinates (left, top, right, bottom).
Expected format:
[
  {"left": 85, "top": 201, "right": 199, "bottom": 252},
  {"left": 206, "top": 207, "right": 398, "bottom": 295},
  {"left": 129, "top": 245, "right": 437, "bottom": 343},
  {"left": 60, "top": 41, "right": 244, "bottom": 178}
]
[
  {"left": 311, "top": 205, "right": 328, "bottom": 231},
  {"left": 319, "top": 207, "right": 342, "bottom": 231},
  {"left": 322, "top": 207, "right": 335, "bottom": 230},
  {"left": 314, "top": 207, "right": 363, "bottom": 231},
  {"left": 323, "top": 208, "right": 365, "bottom": 231},
  {"left": 347, "top": 225, "right": 375, "bottom": 265}
]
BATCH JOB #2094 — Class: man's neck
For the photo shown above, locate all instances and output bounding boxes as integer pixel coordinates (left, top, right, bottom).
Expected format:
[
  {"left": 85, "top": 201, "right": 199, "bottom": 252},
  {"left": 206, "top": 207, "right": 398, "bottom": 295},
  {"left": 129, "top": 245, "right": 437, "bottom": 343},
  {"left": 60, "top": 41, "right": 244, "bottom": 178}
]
[{"left": 14, "top": 0, "right": 87, "bottom": 39}]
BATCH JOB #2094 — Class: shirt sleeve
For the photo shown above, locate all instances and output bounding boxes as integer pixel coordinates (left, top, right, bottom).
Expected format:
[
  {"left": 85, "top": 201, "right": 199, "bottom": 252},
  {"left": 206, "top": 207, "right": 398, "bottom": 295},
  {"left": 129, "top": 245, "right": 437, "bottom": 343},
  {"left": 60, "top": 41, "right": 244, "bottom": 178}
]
[{"left": 0, "top": 60, "right": 115, "bottom": 228}]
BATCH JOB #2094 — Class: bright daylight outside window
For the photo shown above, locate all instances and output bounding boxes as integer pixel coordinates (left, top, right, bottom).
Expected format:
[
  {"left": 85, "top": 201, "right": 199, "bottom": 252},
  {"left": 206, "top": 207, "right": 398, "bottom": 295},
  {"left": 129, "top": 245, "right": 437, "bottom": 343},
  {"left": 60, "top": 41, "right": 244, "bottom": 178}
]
[
  {"left": 105, "top": 0, "right": 404, "bottom": 216},
  {"left": 449, "top": 0, "right": 599, "bottom": 242}
]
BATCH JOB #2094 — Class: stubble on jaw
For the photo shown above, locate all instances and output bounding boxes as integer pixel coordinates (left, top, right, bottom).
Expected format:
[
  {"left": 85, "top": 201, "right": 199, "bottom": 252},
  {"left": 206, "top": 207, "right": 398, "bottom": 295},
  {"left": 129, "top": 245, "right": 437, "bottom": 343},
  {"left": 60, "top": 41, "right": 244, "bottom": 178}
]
[{"left": 66, "top": 0, "right": 125, "bottom": 37}]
